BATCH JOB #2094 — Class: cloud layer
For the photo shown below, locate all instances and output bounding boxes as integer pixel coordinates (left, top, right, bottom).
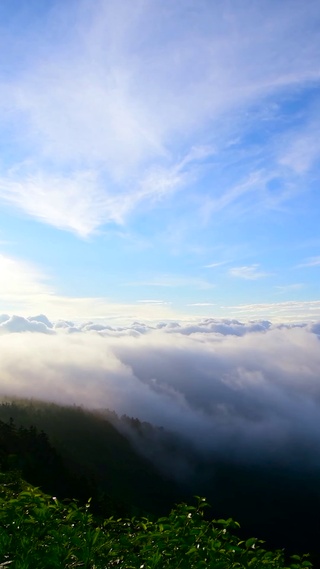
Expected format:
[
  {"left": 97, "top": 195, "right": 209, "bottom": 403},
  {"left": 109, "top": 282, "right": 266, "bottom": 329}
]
[{"left": 1, "top": 313, "right": 320, "bottom": 466}]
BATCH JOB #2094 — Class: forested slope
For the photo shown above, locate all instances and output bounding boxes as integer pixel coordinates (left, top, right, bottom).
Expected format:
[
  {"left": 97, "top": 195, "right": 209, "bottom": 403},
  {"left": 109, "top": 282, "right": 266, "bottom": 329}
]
[{"left": 0, "top": 400, "right": 184, "bottom": 517}]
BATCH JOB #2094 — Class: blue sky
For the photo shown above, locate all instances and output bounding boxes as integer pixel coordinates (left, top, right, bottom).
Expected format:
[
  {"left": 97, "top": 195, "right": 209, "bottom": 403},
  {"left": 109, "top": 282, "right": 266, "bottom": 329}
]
[{"left": 1, "top": 0, "right": 320, "bottom": 323}]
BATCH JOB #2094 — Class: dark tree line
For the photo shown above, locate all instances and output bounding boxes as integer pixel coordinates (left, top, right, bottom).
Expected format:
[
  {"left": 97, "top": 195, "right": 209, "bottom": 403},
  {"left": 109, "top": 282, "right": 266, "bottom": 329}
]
[{"left": 0, "top": 401, "right": 185, "bottom": 519}]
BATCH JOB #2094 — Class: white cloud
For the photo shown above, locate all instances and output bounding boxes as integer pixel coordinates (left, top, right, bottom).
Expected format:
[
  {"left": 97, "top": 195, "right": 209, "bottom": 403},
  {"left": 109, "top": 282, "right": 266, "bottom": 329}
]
[
  {"left": 298, "top": 256, "right": 320, "bottom": 268},
  {"left": 164, "top": 318, "right": 271, "bottom": 337},
  {"left": 137, "top": 300, "right": 171, "bottom": 305},
  {"left": 229, "top": 264, "right": 270, "bottom": 280},
  {"left": 124, "top": 275, "right": 214, "bottom": 289},
  {"left": 201, "top": 171, "right": 266, "bottom": 219},
  {"left": 223, "top": 300, "right": 320, "bottom": 321},
  {"left": 28, "top": 314, "right": 54, "bottom": 328},
  {"left": 0, "top": 170, "right": 130, "bottom": 238},
  {"left": 0, "top": 149, "right": 213, "bottom": 237},
  {"left": 187, "top": 303, "right": 216, "bottom": 307},
  {"left": 0, "top": 314, "right": 54, "bottom": 335},
  {"left": 274, "top": 284, "right": 304, "bottom": 293},
  {"left": 278, "top": 125, "right": 320, "bottom": 174},
  {"left": 204, "top": 261, "right": 229, "bottom": 269}
]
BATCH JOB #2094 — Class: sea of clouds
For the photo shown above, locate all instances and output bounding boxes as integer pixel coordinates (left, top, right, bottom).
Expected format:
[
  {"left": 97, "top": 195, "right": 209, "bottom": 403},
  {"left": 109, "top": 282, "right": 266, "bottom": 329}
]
[{"left": 1, "top": 313, "right": 320, "bottom": 467}]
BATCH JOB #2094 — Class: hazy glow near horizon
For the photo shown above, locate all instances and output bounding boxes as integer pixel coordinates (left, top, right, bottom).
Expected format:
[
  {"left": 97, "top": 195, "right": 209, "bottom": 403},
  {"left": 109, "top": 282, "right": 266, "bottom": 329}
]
[{"left": 0, "top": 0, "right": 320, "bottom": 322}]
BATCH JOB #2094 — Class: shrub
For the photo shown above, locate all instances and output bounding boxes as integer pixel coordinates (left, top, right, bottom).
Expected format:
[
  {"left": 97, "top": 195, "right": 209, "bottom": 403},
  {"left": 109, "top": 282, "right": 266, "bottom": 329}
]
[{"left": 0, "top": 476, "right": 312, "bottom": 569}]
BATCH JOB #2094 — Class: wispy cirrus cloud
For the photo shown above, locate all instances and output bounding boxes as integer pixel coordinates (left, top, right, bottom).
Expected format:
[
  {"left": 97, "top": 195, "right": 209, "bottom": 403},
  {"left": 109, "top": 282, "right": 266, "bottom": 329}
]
[
  {"left": 187, "top": 303, "right": 216, "bottom": 307},
  {"left": 274, "top": 284, "right": 304, "bottom": 293},
  {"left": 298, "top": 256, "right": 320, "bottom": 268},
  {"left": 204, "top": 261, "right": 229, "bottom": 269},
  {"left": 223, "top": 300, "right": 320, "bottom": 321},
  {"left": 278, "top": 123, "right": 320, "bottom": 175},
  {"left": 229, "top": 264, "right": 271, "bottom": 280},
  {"left": 123, "top": 275, "right": 214, "bottom": 289},
  {"left": 0, "top": 171, "right": 114, "bottom": 238},
  {"left": 0, "top": 150, "right": 214, "bottom": 237},
  {"left": 137, "top": 300, "right": 171, "bottom": 305}
]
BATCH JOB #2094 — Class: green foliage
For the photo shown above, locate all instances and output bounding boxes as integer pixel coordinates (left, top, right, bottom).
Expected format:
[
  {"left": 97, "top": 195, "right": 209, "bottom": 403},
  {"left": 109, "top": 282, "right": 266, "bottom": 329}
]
[{"left": 0, "top": 475, "right": 312, "bottom": 569}]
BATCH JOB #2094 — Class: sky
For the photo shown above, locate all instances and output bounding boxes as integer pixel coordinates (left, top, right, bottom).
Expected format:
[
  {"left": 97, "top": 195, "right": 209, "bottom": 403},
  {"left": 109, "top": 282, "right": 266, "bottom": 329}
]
[{"left": 0, "top": 0, "right": 320, "bottom": 323}]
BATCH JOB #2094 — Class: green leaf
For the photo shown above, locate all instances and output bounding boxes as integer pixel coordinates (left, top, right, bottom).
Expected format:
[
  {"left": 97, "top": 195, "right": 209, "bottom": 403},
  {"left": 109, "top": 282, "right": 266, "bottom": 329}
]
[
  {"left": 186, "top": 546, "right": 197, "bottom": 555},
  {"left": 245, "top": 538, "right": 257, "bottom": 548}
]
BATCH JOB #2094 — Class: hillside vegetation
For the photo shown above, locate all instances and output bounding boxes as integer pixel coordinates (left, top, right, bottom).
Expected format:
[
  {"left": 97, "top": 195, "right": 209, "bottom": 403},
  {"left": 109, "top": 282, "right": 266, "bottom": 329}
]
[{"left": 0, "top": 473, "right": 312, "bottom": 569}]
